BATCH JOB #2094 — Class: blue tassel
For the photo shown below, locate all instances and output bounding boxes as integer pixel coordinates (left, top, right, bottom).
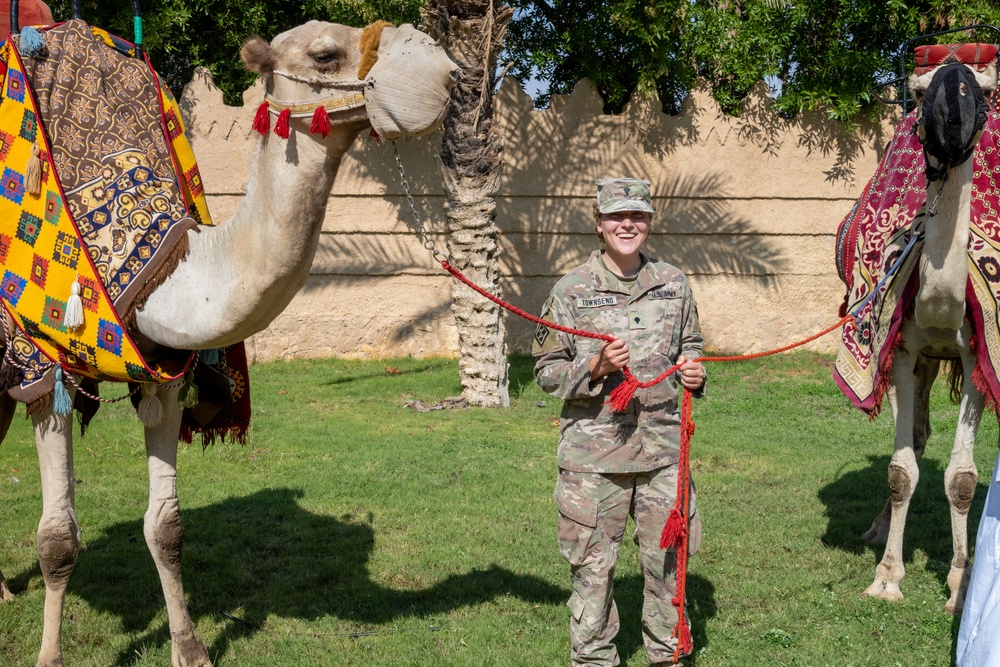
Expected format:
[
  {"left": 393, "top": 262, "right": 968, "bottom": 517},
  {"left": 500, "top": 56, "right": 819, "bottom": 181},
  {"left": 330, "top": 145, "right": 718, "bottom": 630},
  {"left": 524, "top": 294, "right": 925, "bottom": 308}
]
[
  {"left": 201, "top": 348, "right": 221, "bottom": 365},
  {"left": 53, "top": 367, "right": 72, "bottom": 415},
  {"left": 19, "top": 27, "right": 47, "bottom": 58}
]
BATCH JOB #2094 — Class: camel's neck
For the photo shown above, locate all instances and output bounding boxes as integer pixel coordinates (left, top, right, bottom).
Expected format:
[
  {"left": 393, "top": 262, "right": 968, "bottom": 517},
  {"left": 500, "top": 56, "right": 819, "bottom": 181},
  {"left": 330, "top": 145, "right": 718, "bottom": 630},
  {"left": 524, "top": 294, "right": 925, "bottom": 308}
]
[
  {"left": 915, "top": 158, "right": 974, "bottom": 330},
  {"left": 134, "top": 122, "right": 362, "bottom": 349}
]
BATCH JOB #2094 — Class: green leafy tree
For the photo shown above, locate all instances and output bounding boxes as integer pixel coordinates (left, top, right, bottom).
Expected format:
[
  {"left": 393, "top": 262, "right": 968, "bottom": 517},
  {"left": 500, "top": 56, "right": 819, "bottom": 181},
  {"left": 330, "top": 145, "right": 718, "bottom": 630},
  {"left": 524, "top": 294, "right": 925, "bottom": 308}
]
[
  {"left": 503, "top": 0, "right": 1000, "bottom": 121},
  {"left": 45, "top": 0, "right": 422, "bottom": 105}
]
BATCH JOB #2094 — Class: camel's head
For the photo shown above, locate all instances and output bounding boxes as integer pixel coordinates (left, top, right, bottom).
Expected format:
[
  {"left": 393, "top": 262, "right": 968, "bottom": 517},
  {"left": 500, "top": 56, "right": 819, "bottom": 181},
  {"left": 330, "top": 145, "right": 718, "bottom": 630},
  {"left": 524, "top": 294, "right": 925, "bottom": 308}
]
[
  {"left": 909, "top": 49, "right": 996, "bottom": 181},
  {"left": 241, "top": 21, "right": 456, "bottom": 141}
]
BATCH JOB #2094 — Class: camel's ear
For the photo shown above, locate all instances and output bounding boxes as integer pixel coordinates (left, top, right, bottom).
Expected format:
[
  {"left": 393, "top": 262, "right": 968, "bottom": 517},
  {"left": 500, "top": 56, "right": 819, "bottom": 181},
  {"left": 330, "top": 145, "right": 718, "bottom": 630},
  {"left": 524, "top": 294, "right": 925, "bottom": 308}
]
[{"left": 241, "top": 36, "right": 276, "bottom": 74}]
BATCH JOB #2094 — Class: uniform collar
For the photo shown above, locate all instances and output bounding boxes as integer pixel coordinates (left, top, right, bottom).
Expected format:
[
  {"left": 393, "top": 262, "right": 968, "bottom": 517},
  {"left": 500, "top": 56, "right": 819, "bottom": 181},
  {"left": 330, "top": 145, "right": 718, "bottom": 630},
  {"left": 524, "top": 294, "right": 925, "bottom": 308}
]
[{"left": 587, "top": 250, "right": 669, "bottom": 297}]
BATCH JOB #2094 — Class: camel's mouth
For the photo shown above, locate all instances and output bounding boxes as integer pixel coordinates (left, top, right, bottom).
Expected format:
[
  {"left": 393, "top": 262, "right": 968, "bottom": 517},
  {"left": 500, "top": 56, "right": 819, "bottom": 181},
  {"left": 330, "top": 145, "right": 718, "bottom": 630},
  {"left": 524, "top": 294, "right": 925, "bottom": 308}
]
[
  {"left": 363, "top": 24, "right": 457, "bottom": 141},
  {"left": 914, "top": 62, "right": 990, "bottom": 180}
]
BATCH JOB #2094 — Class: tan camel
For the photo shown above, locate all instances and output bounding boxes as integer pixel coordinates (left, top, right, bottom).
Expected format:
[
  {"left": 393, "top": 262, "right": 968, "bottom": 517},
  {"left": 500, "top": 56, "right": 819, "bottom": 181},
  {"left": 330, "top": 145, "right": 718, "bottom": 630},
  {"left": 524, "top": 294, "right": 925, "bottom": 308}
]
[
  {"left": 860, "top": 60, "right": 995, "bottom": 614},
  {"left": 0, "top": 20, "right": 455, "bottom": 667}
]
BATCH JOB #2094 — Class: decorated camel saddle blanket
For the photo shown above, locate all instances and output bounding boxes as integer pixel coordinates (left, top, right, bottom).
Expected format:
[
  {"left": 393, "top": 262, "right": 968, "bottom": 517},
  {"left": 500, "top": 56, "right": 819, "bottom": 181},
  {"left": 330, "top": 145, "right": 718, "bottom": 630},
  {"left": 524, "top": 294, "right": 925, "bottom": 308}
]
[
  {"left": 0, "top": 20, "right": 249, "bottom": 441},
  {"left": 834, "top": 106, "right": 1000, "bottom": 415}
]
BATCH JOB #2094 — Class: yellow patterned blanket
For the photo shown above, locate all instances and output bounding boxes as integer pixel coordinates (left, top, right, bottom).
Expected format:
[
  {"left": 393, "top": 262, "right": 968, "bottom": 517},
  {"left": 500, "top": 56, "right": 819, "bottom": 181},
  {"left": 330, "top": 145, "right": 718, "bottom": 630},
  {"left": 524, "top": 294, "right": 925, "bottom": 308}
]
[{"left": 0, "top": 20, "right": 212, "bottom": 403}]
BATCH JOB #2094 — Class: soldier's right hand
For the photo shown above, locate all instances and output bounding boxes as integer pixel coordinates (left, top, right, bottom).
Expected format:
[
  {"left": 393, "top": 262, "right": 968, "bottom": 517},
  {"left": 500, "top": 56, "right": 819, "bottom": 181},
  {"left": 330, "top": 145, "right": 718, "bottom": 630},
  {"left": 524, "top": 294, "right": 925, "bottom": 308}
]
[{"left": 589, "top": 339, "right": 630, "bottom": 380}]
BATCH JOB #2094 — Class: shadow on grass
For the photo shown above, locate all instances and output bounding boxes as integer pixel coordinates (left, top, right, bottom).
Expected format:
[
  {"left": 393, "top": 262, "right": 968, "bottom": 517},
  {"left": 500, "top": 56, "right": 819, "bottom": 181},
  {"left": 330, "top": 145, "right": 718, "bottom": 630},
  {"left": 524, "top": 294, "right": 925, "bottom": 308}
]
[
  {"left": 615, "top": 572, "right": 716, "bottom": 664},
  {"left": 817, "top": 452, "right": 989, "bottom": 597},
  {"left": 31, "top": 487, "right": 566, "bottom": 666},
  {"left": 318, "top": 362, "right": 448, "bottom": 387}
]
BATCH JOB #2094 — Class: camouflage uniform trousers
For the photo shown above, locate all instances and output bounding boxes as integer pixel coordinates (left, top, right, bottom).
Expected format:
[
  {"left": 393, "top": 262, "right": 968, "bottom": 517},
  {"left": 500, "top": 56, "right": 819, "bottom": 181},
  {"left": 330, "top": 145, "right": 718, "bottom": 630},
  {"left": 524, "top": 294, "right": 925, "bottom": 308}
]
[{"left": 555, "top": 465, "right": 702, "bottom": 666}]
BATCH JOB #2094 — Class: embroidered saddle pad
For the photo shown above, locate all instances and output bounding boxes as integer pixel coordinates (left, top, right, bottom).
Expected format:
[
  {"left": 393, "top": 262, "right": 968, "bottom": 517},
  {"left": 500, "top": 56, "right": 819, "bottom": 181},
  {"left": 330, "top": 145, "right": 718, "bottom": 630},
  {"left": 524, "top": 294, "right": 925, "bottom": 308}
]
[
  {"left": 0, "top": 21, "right": 249, "bottom": 442},
  {"left": 834, "top": 109, "right": 1000, "bottom": 414}
]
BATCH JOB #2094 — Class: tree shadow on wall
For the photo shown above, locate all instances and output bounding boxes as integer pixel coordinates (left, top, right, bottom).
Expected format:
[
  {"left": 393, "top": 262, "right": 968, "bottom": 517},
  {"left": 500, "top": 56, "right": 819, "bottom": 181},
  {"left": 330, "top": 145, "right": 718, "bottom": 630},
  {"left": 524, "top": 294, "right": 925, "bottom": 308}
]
[
  {"left": 303, "top": 77, "right": 893, "bottom": 349},
  {"left": 36, "top": 487, "right": 565, "bottom": 666}
]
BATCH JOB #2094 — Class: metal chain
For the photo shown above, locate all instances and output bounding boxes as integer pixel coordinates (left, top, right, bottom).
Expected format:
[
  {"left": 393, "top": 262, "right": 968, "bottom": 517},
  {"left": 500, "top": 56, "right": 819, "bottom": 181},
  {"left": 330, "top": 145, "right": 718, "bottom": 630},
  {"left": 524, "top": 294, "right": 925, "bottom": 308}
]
[{"left": 392, "top": 141, "right": 449, "bottom": 263}]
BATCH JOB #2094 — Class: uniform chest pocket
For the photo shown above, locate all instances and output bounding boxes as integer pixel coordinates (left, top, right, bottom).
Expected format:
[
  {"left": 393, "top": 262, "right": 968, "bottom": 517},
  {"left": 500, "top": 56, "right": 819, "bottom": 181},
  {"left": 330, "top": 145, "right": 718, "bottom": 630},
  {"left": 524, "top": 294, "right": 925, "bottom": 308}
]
[{"left": 650, "top": 294, "right": 684, "bottom": 355}]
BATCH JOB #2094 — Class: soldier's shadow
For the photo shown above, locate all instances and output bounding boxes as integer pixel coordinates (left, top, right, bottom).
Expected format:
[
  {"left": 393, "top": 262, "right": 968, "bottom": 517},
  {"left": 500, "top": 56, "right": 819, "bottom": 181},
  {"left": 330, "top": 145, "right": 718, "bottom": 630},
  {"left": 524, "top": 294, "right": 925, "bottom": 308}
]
[
  {"left": 57, "top": 487, "right": 566, "bottom": 666},
  {"left": 615, "top": 571, "right": 716, "bottom": 664}
]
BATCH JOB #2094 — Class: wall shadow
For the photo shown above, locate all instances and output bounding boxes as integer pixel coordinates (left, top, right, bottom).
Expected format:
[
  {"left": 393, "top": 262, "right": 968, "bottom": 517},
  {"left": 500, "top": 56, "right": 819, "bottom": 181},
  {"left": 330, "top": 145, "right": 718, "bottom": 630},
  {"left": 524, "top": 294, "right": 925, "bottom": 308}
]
[{"left": 25, "top": 488, "right": 566, "bottom": 666}]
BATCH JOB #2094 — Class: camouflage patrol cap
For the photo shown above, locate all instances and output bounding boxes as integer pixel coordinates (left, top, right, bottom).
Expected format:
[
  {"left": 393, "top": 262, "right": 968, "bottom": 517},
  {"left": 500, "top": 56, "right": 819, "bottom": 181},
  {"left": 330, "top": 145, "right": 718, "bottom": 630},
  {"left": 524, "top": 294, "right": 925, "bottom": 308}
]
[{"left": 596, "top": 178, "right": 654, "bottom": 214}]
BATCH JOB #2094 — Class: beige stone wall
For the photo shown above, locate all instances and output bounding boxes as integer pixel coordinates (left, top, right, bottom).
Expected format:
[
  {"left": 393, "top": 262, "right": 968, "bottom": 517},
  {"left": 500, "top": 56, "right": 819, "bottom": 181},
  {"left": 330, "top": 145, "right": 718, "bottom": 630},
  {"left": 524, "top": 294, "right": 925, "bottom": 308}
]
[{"left": 179, "top": 68, "right": 896, "bottom": 362}]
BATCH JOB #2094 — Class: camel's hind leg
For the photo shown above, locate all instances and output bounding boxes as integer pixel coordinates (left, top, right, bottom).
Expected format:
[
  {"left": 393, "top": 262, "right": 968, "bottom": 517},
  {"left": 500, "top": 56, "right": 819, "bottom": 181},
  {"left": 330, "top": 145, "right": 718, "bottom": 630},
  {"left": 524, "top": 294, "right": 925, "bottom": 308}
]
[
  {"left": 143, "top": 385, "right": 212, "bottom": 667},
  {"left": 942, "top": 349, "right": 983, "bottom": 615},
  {"left": 864, "top": 355, "right": 939, "bottom": 545},
  {"left": 0, "top": 390, "right": 17, "bottom": 602},
  {"left": 864, "top": 348, "right": 920, "bottom": 602},
  {"left": 32, "top": 402, "right": 80, "bottom": 667}
]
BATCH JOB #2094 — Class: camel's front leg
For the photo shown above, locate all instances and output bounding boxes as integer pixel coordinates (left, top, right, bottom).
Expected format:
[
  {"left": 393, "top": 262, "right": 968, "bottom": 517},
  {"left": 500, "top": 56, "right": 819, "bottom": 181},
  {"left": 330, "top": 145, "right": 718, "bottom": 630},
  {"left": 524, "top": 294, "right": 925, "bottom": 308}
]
[
  {"left": 864, "top": 356, "right": 939, "bottom": 545},
  {"left": 942, "top": 350, "right": 984, "bottom": 614},
  {"left": 863, "top": 349, "right": 919, "bottom": 602},
  {"left": 1, "top": 392, "right": 18, "bottom": 603},
  {"left": 32, "top": 404, "right": 80, "bottom": 667},
  {"left": 143, "top": 385, "right": 212, "bottom": 667}
]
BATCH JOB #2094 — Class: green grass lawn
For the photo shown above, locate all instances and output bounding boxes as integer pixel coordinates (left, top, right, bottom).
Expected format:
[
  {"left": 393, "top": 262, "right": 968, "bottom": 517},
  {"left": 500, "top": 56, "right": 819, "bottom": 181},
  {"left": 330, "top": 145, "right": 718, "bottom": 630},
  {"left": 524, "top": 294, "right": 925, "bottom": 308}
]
[{"left": 0, "top": 352, "right": 995, "bottom": 666}]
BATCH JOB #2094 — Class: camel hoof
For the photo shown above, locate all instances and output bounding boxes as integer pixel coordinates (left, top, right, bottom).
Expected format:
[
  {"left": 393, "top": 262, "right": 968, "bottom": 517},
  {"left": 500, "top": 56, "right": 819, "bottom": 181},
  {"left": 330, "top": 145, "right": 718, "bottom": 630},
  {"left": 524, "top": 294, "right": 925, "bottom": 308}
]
[
  {"left": 862, "top": 580, "right": 903, "bottom": 603},
  {"left": 0, "top": 581, "right": 14, "bottom": 603},
  {"left": 171, "top": 628, "right": 212, "bottom": 667},
  {"left": 945, "top": 594, "right": 965, "bottom": 615}
]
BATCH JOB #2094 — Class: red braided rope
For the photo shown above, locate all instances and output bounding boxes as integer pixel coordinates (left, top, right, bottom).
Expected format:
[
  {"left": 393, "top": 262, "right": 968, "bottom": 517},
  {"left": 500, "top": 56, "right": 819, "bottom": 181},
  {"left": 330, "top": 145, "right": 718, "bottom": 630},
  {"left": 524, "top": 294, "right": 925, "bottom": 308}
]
[{"left": 442, "top": 259, "right": 854, "bottom": 659}]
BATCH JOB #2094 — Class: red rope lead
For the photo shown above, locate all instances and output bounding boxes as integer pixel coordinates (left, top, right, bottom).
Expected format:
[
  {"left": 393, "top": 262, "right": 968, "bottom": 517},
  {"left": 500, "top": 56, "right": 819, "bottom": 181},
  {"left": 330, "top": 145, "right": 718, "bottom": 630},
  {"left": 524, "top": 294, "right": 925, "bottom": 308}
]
[{"left": 440, "top": 259, "right": 854, "bottom": 660}]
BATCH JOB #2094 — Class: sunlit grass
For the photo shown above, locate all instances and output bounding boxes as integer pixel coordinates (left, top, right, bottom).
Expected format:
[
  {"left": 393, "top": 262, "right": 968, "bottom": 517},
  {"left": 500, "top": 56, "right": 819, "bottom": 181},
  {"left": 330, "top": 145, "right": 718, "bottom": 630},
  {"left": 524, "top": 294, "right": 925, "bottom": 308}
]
[{"left": 0, "top": 353, "right": 993, "bottom": 666}]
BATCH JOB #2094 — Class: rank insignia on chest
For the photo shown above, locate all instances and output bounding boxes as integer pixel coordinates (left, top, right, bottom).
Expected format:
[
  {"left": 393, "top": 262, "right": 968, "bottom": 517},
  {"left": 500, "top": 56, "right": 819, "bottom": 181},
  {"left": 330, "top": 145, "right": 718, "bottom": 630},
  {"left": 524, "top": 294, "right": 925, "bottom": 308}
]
[
  {"left": 578, "top": 296, "right": 618, "bottom": 308},
  {"left": 649, "top": 288, "right": 679, "bottom": 300}
]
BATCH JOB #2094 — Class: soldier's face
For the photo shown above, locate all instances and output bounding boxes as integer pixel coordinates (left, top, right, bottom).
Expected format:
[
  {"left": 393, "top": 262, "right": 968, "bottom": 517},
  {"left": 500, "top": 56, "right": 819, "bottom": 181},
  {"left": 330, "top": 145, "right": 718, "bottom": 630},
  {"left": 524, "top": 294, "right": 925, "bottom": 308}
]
[{"left": 597, "top": 210, "right": 650, "bottom": 258}]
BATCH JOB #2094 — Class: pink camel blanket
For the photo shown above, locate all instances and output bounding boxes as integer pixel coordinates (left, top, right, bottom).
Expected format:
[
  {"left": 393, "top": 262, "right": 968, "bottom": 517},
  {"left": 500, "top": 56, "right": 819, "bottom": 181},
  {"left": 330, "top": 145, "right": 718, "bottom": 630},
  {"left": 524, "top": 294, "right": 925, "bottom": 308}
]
[{"left": 834, "top": 109, "right": 1000, "bottom": 414}]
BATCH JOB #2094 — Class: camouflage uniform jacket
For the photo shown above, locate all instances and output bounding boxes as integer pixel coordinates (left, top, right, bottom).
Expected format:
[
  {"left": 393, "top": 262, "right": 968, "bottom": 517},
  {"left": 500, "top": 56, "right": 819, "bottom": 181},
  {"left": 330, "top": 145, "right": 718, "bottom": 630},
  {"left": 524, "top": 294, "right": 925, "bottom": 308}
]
[{"left": 533, "top": 250, "right": 704, "bottom": 473}]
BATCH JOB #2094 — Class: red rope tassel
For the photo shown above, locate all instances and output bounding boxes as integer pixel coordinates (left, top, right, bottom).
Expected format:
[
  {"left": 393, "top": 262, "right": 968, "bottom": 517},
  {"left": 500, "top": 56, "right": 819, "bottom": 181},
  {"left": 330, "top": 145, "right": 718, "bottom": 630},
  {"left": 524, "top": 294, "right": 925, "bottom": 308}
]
[
  {"left": 668, "top": 388, "right": 695, "bottom": 660},
  {"left": 310, "top": 106, "right": 331, "bottom": 138},
  {"left": 252, "top": 102, "right": 271, "bottom": 135},
  {"left": 659, "top": 508, "right": 685, "bottom": 549},
  {"left": 274, "top": 108, "right": 292, "bottom": 139},
  {"left": 607, "top": 368, "right": 639, "bottom": 412}
]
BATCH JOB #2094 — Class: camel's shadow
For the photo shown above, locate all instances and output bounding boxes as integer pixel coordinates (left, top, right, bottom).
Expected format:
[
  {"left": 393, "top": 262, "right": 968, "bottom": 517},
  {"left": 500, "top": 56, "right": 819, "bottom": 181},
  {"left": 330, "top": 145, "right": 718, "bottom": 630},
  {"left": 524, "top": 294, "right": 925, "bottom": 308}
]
[
  {"left": 817, "top": 453, "right": 990, "bottom": 592},
  {"left": 35, "top": 487, "right": 566, "bottom": 665}
]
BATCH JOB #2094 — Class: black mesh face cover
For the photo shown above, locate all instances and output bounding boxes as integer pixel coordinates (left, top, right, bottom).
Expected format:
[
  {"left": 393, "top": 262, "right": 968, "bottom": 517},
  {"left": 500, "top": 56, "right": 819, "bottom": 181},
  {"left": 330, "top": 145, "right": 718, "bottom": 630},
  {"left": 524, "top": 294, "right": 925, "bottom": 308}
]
[{"left": 919, "top": 62, "right": 991, "bottom": 181}]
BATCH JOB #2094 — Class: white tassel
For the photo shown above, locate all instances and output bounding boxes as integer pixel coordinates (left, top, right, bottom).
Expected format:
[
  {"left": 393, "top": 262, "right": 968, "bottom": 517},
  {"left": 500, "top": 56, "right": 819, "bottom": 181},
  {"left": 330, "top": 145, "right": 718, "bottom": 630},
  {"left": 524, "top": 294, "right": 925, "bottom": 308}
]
[
  {"left": 137, "top": 383, "right": 163, "bottom": 428},
  {"left": 65, "top": 277, "right": 84, "bottom": 331}
]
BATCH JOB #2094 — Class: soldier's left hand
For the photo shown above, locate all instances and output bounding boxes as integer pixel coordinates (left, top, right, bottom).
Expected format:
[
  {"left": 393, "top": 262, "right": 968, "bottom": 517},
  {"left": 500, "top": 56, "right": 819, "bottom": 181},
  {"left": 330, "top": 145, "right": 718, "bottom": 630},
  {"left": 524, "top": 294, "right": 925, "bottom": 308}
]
[{"left": 677, "top": 356, "right": 705, "bottom": 390}]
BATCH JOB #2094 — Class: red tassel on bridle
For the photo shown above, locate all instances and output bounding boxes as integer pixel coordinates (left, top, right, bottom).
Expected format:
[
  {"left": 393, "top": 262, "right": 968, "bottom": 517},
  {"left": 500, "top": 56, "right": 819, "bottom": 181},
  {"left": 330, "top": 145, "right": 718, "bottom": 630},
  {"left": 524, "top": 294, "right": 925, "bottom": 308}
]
[
  {"left": 310, "top": 106, "right": 331, "bottom": 138},
  {"left": 252, "top": 102, "right": 271, "bottom": 135},
  {"left": 274, "top": 108, "right": 292, "bottom": 139}
]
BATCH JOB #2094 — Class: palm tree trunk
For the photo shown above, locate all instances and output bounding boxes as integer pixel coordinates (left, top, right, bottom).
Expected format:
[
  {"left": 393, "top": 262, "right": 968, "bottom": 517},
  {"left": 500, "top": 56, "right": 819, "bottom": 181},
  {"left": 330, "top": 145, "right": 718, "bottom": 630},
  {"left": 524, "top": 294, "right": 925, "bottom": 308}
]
[{"left": 421, "top": 0, "right": 513, "bottom": 407}]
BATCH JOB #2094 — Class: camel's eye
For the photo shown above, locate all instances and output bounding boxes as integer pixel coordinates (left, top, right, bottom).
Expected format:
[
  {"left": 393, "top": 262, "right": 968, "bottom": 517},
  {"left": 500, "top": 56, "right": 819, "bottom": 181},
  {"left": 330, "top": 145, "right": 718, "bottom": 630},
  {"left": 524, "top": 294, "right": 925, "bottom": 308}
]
[{"left": 308, "top": 50, "right": 341, "bottom": 69}]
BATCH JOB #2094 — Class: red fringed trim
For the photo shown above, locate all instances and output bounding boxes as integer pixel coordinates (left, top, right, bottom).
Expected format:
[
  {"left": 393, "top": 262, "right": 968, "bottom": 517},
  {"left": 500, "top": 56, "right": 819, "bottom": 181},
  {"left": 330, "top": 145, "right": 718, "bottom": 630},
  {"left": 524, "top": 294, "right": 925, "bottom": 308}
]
[
  {"left": 274, "top": 108, "right": 292, "bottom": 139},
  {"left": 659, "top": 508, "right": 685, "bottom": 549},
  {"left": 606, "top": 368, "right": 639, "bottom": 412},
  {"left": 310, "top": 106, "right": 331, "bottom": 138},
  {"left": 252, "top": 102, "right": 271, "bottom": 135}
]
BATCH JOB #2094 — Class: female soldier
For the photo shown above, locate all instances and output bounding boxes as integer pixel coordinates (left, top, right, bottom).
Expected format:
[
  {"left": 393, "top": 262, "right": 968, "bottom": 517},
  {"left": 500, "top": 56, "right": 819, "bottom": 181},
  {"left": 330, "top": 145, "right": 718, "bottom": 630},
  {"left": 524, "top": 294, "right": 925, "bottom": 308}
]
[{"left": 533, "top": 177, "right": 706, "bottom": 666}]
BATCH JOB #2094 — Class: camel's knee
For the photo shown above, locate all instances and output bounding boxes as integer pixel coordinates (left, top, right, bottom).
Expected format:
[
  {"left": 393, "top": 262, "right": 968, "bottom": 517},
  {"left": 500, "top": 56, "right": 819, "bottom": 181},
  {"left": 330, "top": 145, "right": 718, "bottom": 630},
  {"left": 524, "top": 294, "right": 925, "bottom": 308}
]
[
  {"left": 37, "top": 519, "right": 80, "bottom": 587},
  {"left": 947, "top": 469, "right": 978, "bottom": 514},
  {"left": 144, "top": 502, "right": 185, "bottom": 567},
  {"left": 888, "top": 464, "right": 914, "bottom": 505}
]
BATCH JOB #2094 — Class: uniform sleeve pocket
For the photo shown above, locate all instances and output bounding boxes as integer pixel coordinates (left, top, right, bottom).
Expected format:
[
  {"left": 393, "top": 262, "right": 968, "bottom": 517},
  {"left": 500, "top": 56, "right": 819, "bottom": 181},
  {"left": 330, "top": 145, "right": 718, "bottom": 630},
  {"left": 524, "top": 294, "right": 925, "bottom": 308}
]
[{"left": 554, "top": 471, "right": 599, "bottom": 528}]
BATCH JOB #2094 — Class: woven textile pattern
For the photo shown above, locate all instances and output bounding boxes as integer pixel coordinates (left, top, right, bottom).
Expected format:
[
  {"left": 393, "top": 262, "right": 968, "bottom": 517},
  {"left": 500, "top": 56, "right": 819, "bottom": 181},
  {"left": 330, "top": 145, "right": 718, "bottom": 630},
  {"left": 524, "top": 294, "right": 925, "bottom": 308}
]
[
  {"left": 834, "top": 109, "right": 1000, "bottom": 414},
  {"left": 0, "top": 21, "right": 212, "bottom": 396}
]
